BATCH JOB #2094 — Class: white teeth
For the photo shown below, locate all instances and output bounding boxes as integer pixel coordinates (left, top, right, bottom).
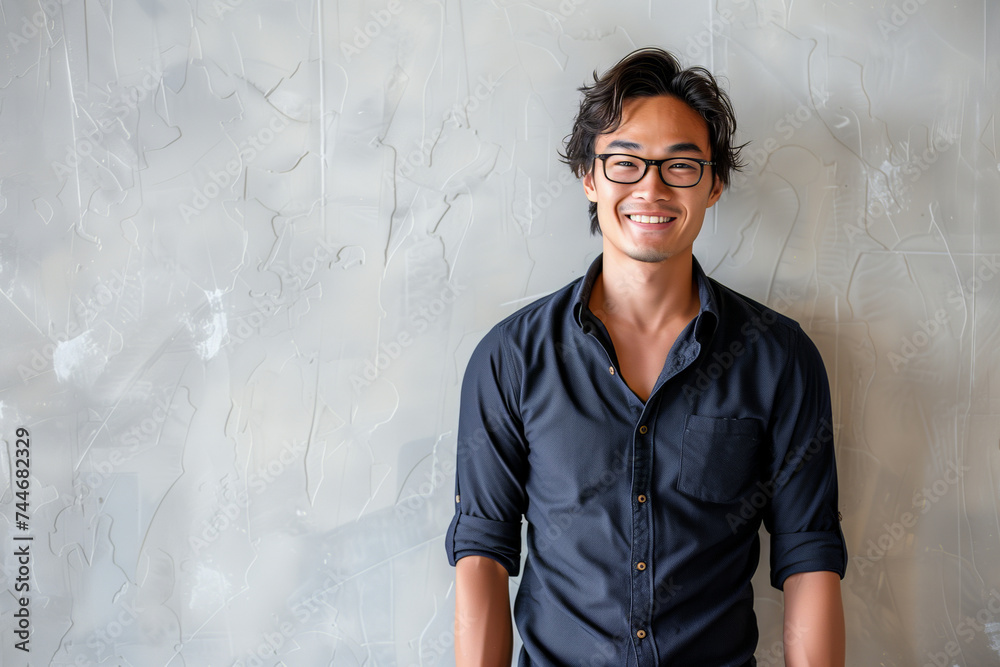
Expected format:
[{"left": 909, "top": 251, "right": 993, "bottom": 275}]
[{"left": 628, "top": 214, "right": 672, "bottom": 223}]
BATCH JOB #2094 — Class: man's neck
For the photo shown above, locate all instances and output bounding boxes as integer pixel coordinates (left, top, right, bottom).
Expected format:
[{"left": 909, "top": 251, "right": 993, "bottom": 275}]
[{"left": 590, "top": 246, "right": 700, "bottom": 334}]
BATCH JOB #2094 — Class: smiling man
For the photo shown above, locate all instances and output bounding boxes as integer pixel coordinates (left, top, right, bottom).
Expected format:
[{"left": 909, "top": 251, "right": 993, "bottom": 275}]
[{"left": 447, "top": 48, "right": 847, "bottom": 666}]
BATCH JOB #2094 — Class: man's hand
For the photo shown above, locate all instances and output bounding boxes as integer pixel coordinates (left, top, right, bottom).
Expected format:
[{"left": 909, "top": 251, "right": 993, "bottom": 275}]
[
  {"left": 782, "top": 570, "right": 845, "bottom": 667},
  {"left": 455, "top": 555, "right": 513, "bottom": 666}
]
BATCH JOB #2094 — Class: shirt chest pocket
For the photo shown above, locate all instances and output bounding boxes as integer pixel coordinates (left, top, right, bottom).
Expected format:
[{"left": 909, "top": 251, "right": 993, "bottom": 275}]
[{"left": 676, "top": 415, "right": 762, "bottom": 504}]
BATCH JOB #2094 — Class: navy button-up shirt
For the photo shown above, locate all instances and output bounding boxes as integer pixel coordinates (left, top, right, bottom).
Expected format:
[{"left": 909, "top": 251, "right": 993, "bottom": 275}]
[{"left": 446, "top": 254, "right": 847, "bottom": 666}]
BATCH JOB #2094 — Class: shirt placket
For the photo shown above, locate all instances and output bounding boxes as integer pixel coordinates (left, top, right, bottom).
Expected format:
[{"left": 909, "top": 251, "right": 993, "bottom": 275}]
[
  {"left": 631, "top": 338, "right": 704, "bottom": 665},
  {"left": 584, "top": 312, "right": 706, "bottom": 665},
  {"left": 630, "top": 413, "right": 656, "bottom": 665},
  {"left": 583, "top": 318, "right": 655, "bottom": 664}
]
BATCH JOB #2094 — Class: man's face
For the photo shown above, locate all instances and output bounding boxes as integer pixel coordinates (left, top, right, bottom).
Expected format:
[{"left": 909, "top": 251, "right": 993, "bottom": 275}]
[{"left": 583, "top": 95, "right": 723, "bottom": 264}]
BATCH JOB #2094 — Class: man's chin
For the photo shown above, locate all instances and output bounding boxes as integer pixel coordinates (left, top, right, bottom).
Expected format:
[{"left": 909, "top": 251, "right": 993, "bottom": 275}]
[{"left": 624, "top": 247, "right": 674, "bottom": 263}]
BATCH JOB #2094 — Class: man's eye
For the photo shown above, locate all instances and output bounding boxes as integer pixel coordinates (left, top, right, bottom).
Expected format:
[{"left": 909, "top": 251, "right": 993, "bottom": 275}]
[
  {"left": 667, "top": 161, "right": 696, "bottom": 170},
  {"left": 613, "top": 159, "right": 637, "bottom": 168}
]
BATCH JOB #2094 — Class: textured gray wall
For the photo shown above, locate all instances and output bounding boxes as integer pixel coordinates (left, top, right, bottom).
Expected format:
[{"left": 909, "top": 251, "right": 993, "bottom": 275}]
[{"left": 1, "top": 0, "right": 998, "bottom": 665}]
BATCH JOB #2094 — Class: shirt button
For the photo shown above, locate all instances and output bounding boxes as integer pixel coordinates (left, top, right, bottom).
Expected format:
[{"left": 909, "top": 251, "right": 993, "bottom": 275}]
[
  {"left": 637, "top": 494, "right": 646, "bottom": 503},
  {"left": 636, "top": 629, "right": 647, "bottom": 639},
  {"left": 455, "top": 495, "right": 461, "bottom": 503},
  {"left": 609, "top": 366, "right": 615, "bottom": 375},
  {"left": 639, "top": 425, "right": 648, "bottom": 434},
  {"left": 636, "top": 562, "right": 646, "bottom": 571}
]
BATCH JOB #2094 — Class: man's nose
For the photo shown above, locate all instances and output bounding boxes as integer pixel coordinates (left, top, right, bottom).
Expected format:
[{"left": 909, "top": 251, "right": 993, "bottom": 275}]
[{"left": 632, "top": 164, "right": 673, "bottom": 199}]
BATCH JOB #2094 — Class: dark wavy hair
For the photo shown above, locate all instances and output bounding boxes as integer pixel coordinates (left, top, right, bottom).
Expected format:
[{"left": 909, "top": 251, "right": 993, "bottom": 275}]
[{"left": 560, "top": 47, "right": 745, "bottom": 235}]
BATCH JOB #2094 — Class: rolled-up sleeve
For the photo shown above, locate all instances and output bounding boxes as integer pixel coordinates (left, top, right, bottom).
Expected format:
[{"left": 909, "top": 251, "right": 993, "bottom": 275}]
[
  {"left": 763, "top": 327, "right": 848, "bottom": 590},
  {"left": 446, "top": 324, "right": 528, "bottom": 576}
]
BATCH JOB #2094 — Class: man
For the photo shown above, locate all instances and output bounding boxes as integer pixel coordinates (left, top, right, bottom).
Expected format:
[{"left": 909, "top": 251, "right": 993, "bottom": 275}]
[{"left": 446, "top": 48, "right": 847, "bottom": 666}]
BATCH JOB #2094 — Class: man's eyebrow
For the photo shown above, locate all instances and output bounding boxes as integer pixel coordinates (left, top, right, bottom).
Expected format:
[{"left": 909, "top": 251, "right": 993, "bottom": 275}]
[
  {"left": 665, "top": 142, "right": 706, "bottom": 154},
  {"left": 604, "top": 140, "right": 707, "bottom": 154},
  {"left": 605, "top": 139, "right": 643, "bottom": 152}
]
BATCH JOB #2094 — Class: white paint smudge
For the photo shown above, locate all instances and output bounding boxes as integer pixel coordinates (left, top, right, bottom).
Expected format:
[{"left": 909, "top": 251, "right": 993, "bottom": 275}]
[{"left": 193, "top": 289, "right": 228, "bottom": 360}]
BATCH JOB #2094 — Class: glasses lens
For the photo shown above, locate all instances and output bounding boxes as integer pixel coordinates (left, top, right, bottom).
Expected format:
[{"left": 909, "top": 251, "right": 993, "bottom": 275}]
[
  {"left": 659, "top": 158, "right": 703, "bottom": 187},
  {"left": 603, "top": 155, "right": 647, "bottom": 183},
  {"left": 603, "top": 155, "right": 704, "bottom": 187}
]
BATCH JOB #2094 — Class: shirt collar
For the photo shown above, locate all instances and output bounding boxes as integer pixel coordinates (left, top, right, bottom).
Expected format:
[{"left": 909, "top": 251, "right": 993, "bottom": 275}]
[{"left": 572, "top": 253, "right": 719, "bottom": 339}]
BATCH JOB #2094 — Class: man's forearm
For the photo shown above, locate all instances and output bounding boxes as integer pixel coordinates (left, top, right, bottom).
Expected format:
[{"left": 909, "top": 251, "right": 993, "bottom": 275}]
[
  {"left": 455, "top": 555, "right": 513, "bottom": 667},
  {"left": 782, "top": 570, "right": 845, "bottom": 667}
]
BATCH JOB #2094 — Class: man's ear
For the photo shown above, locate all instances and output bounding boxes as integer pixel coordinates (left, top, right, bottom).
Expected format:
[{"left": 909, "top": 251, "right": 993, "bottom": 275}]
[
  {"left": 706, "top": 174, "right": 724, "bottom": 208},
  {"left": 583, "top": 169, "right": 598, "bottom": 203}
]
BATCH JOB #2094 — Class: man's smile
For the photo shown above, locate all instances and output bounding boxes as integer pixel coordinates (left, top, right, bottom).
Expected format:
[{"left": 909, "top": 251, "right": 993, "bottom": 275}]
[
  {"left": 623, "top": 208, "right": 681, "bottom": 226},
  {"left": 625, "top": 214, "right": 676, "bottom": 224}
]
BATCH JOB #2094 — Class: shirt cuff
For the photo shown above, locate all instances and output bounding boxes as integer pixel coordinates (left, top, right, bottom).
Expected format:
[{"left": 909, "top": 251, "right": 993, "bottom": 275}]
[
  {"left": 770, "top": 529, "right": 848, "bottom": 590},
  {"left": 446, "top": 512, "right": 522, "bottom": 576}
]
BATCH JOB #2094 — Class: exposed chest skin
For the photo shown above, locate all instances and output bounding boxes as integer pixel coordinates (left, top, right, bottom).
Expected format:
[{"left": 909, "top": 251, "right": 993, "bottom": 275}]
[
  {"left": 601, "top": 320, "right": 687, "bottom": 402},
  {"left": 589, "top": 274, "right": 698, "bottom": 403}
]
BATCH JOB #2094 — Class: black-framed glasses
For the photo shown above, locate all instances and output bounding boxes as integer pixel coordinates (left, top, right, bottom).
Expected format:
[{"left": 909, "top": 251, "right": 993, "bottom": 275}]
[{"left": 595, "top": 154, "right": 715, "bottom": 188}]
